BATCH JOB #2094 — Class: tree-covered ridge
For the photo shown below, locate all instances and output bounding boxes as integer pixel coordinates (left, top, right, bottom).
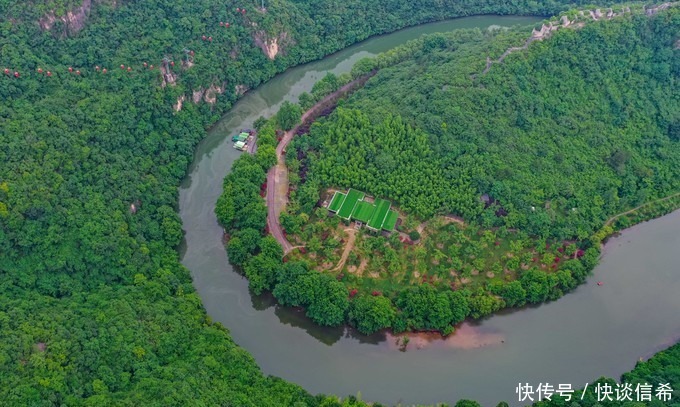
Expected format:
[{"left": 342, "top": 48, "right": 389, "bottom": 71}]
[
  {"left": 303, "top": 111, "right": 480, "bottom": 219},
  {"left": 1, "top": 0, "right": 607, "bottom": 404},
  {"left": 308, "top": 10, "right": 680, "bottom": 241},
  {"left": 0, "top": 0, "right": 674, "bottom": 404},
  {"left": 264, "top": 6, "right": 680, "bottom": 334},
  {"left": 0, "top": 0, "right": 598, "bottom": 96}
]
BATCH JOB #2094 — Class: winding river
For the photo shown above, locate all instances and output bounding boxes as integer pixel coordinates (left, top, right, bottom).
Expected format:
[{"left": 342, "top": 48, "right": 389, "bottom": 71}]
[{"left": 179, "top": 16, "right": 680, "bottom": 406}]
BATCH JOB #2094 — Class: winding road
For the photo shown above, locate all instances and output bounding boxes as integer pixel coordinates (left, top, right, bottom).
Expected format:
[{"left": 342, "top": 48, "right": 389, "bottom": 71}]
[{"left": 265, "top": 75, "right": 373, "bottom": 254}]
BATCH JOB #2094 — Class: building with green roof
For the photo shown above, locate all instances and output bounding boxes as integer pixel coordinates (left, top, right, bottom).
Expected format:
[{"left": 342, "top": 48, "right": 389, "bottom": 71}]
[{"left": 327, "top": 188, "right": 398, "bottom": 232}]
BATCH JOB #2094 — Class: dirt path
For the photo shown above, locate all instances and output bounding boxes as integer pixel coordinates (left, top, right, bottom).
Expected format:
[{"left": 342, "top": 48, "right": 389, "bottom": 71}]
[
  {"left": 414, "top": 214, "right": 466, "bottom": 240},
  {"left": 266, "top": 74, "right": 375, "bottom": 255},
  {"left": 604, "top": 191, "right": 680, "bottom": 227},
  {"left": 443, "top": 214, "right": 466, "bottom": 226},
  {"left": 482, "top": 38, "right": 540, "bottom": 74},
  {"left": 266, "top": 163, "right": 294, "bottom": 253},
  {"left": 356, "top": 257, "right": 368, "bottom": 275},
  {"left": 482, "top": 6, "right": 643, "bottom": 75},
  {"left": 333, "top": 228, "right": 357, "bottom": 271}
]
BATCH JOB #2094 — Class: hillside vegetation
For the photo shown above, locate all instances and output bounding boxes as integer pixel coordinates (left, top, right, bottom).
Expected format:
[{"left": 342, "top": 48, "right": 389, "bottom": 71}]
[
  {"left": 1, "top": 0, "right": 619, "bottom": 404},
  {"left": 262, "top": 6, "right": 680, "bottom": 333},
  {"left": 306, "top": 11, "right": 680, "bottom": 240},
  {"left": 211, "top": 4, "right": 680, "bottom": 405}
]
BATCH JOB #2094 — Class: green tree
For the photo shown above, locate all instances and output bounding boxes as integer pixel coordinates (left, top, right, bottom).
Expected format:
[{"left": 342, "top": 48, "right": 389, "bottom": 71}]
[
  {"left": 455, "top": 400, "right": 482, "bottom": 407},
  {"left": 255, "top": 145, "right": 277, "bottom": 170},
  {"left": 468, "top": 292, "right": 503, "bottom": 319},
  {"left": 520, "top": 270, "right": 551, "bottom": 304},
  {"left": 276, "top": 101, "right": 302, "bottom": 131},
  {"left": 227, "top": 237, "right": 249, "bottom": 266},
  {"left": 244, "top": 254, "right": 280, "bottom": 295},
  {"left": 348, "top": 295, "right": 396, "bottom": 334},
  {"left": 499, "top": 281, "right": 527, "bottom": 308},
  {"left": 306, "top": 275, "right": 349, "bottom": 326}
]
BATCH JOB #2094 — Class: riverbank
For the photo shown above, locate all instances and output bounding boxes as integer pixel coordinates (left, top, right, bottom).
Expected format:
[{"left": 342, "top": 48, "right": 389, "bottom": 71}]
[
  {"left": 269, "top": 7, "right": 680, "bottom": 337},
  {"left": 182, "top": 14, "right": 679, "bottom": 407},
  {"left": 594, "top": 192, "right": 680, "bottom": 247}
]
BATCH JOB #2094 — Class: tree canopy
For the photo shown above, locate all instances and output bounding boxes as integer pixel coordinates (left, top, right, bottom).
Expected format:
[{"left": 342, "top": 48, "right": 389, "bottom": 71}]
[{"left": 2, "top": 0, "right": 678, "bottom": 405}]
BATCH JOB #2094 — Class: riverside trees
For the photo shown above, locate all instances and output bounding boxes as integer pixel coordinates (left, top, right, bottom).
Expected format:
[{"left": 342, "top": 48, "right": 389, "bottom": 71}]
[{"left": 275, "top": 7, "right": 680, "bottom": 335}]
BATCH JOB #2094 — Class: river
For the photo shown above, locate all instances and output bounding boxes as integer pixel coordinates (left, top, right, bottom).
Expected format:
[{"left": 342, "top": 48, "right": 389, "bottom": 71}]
[{"left": 178, "top": 15, "right": 680, "bottom": 406}]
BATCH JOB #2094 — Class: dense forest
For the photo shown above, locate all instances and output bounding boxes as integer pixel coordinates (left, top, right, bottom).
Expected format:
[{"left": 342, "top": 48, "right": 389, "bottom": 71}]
[
  {"left": 261, "top": 6, "right": 680, "bottom": 334},
  {"left": 215, "top": 4, "right": 680, "bottom": 404},
  {"left": 303, "top": 16, "right": 680, "bottom": 241},
  {"left": 1, "top": 0, "right": 677, "bottom": 406}
]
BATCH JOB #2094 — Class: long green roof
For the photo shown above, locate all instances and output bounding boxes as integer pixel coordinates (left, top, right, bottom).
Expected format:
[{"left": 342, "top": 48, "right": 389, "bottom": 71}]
[
  {"left": 337, "top": 189, "right": 364, "bottom": 219},
  {"left": 367, "top": 198, "right": 390, "bottom": 229},
  {"left": 328, "top": 191, "right": 346, "bottom": 212},
  {"left": 383, "top": 210, "right": 398, "bottom": 231},
  {"left": 352, "top": 200, "right": 375, "bottom": 223},
  {"left": 330, "top": 188, "right": 398, "bottom": 231}
]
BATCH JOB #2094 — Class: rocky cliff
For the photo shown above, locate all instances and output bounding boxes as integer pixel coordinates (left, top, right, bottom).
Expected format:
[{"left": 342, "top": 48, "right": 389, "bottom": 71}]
[
  {"left": 253, "top": 31, "right": 291, "bottom": 60},
  {"left": 39, "top": 0, "right": 115, "bottom": 36}
]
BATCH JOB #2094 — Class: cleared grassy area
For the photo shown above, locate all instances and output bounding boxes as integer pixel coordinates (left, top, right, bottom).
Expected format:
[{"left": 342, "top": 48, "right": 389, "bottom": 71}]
[
  {"left": 329, "top": 191, "right": 346, "bottom": 212},
  {"left": 337, "top": 189, "right": 364, "bottom": 219},
  {"left": 367, "top": 198, "right": 390, "bottom": 229},
  {"left": 353, "top": 200, "right": 375, "bottom": 223}
]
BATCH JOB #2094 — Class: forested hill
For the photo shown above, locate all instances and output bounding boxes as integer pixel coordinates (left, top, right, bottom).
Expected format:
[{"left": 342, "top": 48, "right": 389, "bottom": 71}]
[
  {"left": 0, "top": 0, "right": 597, "bottom": 102},
  {"left": 225, "top": 4, "right": 679, "bottom": 337},
  {"left": 300, "top": 7, "right": 680, "bottom": 241},
  {"left": 0, "top": 0, "right": 616, "bottom": 405}
]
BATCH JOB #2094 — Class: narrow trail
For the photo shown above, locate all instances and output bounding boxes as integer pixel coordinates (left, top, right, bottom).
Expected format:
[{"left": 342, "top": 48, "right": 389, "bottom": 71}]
[
  {"left": 332, "top": 228, "right": 357, "bottom": 271},
  {"left": 604, "top": 192, "right": 680, "bottom": 227},
  {"left": 415, "top": 214, "right": 466, "bottom": 239},
  {"left": 482, "top": 37, "right": 540, "bottom": 74},
  {"left": 266, "top": 74, "right": 375, "bottom": 255},
  {"left": 480, "top": 4, "right": 664, "bottom": 75}
]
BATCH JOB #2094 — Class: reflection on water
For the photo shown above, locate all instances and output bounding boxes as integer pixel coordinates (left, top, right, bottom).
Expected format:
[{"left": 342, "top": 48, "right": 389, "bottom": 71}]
[{"left": 252, "top": 291, "right": 387, "bottom": 346}]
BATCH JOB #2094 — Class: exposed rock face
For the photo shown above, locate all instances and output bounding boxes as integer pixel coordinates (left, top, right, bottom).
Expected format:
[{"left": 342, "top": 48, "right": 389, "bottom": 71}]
[
  {"left": 235, "top": 84, "right": 248, "bottom": 96},
  {"left": 531, "top": 23, "right": 558, "bottom": 39},
  {"left": 486, "top": 4, "right": 680, "bottom": 76},
  {"left": 203, "top": 84, "right": 223, "bottom": 104},
  {"left": 646, "top": 2, "right": 673, "bottom": 16},
  {"left": 39, "top": 0, "right": 94, "bottom": 36},
  {"left": 174, "top": 95, "right": 185, "bottom": 112},
  {"left": 190, "top": 85, "right": 224, "bottom": 105},
  {"left": 192, "top": 89, "right": 205, "bottom": 104},
  {"left": 253, "top": 31, "right": 290, "bottom": 60},
  {"left": 159, "top": 66, "right": 176, "bottom": 87}
]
